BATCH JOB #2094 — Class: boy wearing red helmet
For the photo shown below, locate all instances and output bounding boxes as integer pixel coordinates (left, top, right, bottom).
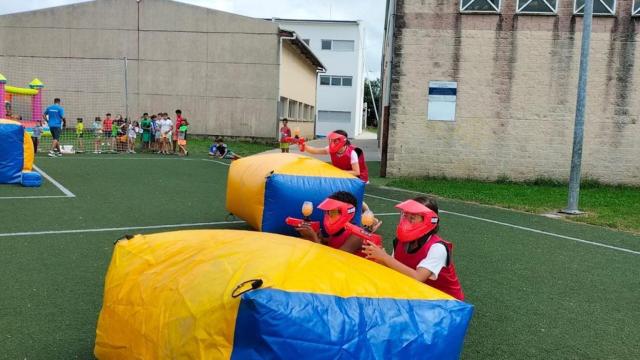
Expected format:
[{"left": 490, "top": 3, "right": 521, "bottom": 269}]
[
  {"left": 296, "top": 191, "right": 367, "bottom": 256},
  {"left": 302, "top": 130, "right": 369, "bottom": 183},
  {"left": 362, "top": 196, "right": 465, "bottom": 300}
]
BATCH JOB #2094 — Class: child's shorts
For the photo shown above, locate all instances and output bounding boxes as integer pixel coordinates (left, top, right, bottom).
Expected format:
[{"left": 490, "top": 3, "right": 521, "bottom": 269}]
[
  {"left": 178, "top": 139, "right": 186, "bottom": 146},
  {"left": 280, "top": 142, "right": 289, "bottom": 149}
]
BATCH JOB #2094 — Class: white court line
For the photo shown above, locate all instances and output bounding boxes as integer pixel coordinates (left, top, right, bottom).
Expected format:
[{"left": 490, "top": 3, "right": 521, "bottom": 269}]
[
  {"left": 202, "top": 159, "right": 231, "bottom": 166},
  {"left": 33, "top": 165, "right": 76, "bottom": 198},
  {"left": 0, "top": 220, "right": 246, "bottom": 238},
  {"left": 365, "top": 193, "right": 640, "bottom": 256},
  {"left": 0, "top": 195, "right": 69, "bottom": 200}
]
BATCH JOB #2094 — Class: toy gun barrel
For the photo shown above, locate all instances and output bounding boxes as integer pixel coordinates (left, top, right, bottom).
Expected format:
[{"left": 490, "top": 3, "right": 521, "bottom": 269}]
[
  {"left": 282, "top": 136, "right": 306, "bottom": 152},
  {"left": 344, "top": 223, "right": 382, "bottom": 247},
  {"left": 285, "top": 217, "right": 320, "bottom": 233}
]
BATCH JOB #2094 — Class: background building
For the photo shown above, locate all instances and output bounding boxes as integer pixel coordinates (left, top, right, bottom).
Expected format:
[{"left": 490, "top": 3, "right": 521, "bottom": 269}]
[
  {"left": 272, "top": 19, "right": 366, "bottom": 138},
  {"left": 0, "top": 0, "right": 324, "bottom": 139},
  {"left": 380, "top": 0, "right": 640, "bottom": 185}
]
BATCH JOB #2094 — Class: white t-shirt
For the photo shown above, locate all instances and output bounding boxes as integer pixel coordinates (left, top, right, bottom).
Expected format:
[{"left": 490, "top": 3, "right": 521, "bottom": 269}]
[
  {"left": 417, "top": 243, "right": 448, "bottom": 280},
  {"left": 324, "top": 146, "right": 358, "bottom": 164},
  {"left": 160, "top": 119, "right": 173, "bottom": 134},
  {"left": 392, "top": 242, "right": 448, "bottom": 280}
]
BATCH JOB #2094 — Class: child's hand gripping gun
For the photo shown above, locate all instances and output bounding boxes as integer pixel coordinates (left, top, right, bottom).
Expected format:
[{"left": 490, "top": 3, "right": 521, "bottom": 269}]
[
  {"left": 283, "top": 128, "right": 306, "bottom": 152},
  {"left": 344, "top": 210, "right": 382, "bottom": 247},
  {"left": 285, "top": 201, "right": 320, "bottom": 233}
]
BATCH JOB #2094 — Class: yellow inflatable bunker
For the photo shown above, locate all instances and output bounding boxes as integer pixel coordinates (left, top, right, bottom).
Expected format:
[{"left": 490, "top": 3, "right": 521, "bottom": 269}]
[
  {"left": 95, "top": 230, "right": 473, "bottom": 359},
  {"left": 226, "top": 153, "right": 366, "bottom": 236}
]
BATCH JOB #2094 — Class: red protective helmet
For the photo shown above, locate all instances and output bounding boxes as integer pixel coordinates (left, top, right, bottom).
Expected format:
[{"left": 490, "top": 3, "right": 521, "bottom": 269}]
[
  {"left": 328, "top": 132, "right": 347, "bottom": 154},
  {"left": 318, "top": 198, "right": 356, "bottom": 235},
  {"left": 395, "top": 200, "right": 439, "bottom": 243}
]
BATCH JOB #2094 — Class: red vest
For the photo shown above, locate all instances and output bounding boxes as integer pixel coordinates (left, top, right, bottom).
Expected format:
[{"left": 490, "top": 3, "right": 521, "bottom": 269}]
[
  {"left": 327, "top": 230, "right": 366, "bottom": 258},
  {"left": 330, "top": 145, "right": 369, "bottom": 183},
  {"left": 393, "top": 234, "right": 465, "bottom": 301}
]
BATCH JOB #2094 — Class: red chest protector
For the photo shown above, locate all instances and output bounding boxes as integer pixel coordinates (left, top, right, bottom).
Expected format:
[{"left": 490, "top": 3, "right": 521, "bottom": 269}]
[
  {"left": 394, "top": 234, "right": 465, "bottom": 301},
  {"left": 330, "top": 145, "right": 369, "bottom": 183},
  {"left": 327, "top": 229, "right": 366, "bottom": 258}
]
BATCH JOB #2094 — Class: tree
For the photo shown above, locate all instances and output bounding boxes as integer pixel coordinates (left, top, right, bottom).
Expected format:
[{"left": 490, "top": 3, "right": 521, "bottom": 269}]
[{"left": 363, "top": 78, "right": 381, "bottom": 127}]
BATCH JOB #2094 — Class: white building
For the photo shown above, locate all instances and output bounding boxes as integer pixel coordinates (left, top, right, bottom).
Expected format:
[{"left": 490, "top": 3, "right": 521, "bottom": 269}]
[{"left": 272, "top": 19, "right": 365, "bottom": 137}]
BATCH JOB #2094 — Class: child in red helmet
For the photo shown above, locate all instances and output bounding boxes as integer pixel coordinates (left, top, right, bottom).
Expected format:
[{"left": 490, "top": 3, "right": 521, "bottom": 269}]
[
  {"left": 296, "top": 191, "right": 368, "bottom": 256},
  {"left": 302, "top": 130, "right": 369, "bottom": 183},
  {"left": 362, "top": 196, "right": 465, "bottom": 301}
]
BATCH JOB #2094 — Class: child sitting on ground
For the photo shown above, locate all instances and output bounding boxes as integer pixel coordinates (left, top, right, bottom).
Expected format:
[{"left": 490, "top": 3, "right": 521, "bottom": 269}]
[
  {"left": 362, "top": 196, "right": 465, "bottom": 300},
  {"left": 209, "top": 138, "right": 241, "bottom": 160}
]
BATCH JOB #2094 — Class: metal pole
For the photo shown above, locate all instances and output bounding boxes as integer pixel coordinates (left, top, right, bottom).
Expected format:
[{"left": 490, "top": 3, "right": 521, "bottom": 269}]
[
  {"left": 124, "top": 57, "right": 129, "bottom": 121},
  {"left": 367, "top": 79, "right": 380, "bottom": 127},
  {"left": 563, "top": 0, "right": 594, "bottom": 214}
]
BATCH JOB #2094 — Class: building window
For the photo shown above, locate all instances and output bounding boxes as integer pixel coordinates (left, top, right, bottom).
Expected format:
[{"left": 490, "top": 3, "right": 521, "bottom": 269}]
[
  {"left": 574, "top": 0, "right": 616, "bottom": 15},
  {"left": 302, "top": 39, "right": 310, "bottom": 46},
  {"left": 460, "top": 0, "right": 501, "bottom": 13},
  {"left": 634, "top": 0, "right": 640, "bottom": 16},
  {"left": 517, "top": 0, "right": 558, "bottom": 14},
  {"left": 318, "top": 110, "right": 351, "bottom": 123},
  {"left": 332, "top": 40, "right": 354, "bottom": 51},
  {"left": 321, "top": 75, "right": 353, "bottom": 87},
  {"left": 320, "top": 39, "right": 355, "bottom": 51}
]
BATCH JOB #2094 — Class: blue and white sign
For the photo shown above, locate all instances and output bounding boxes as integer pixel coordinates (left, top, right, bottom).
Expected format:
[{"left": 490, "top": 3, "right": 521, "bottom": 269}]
[{"left": 427, "top": 81, "right": 457, "bottom": 121}]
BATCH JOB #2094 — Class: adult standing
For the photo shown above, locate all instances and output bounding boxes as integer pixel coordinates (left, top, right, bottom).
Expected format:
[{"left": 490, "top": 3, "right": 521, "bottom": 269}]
[
  {"left": 43, "top": 98, "right": 65, "bottom": 157},
  {"left": 172, "top": 109, "right": 186, "bottom": 153}
]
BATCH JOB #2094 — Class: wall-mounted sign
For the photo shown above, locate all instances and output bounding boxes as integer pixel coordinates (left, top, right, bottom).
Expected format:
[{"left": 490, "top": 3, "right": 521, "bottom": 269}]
[{"left": 427, "top": 81, "right": 457, "bottom": 122}]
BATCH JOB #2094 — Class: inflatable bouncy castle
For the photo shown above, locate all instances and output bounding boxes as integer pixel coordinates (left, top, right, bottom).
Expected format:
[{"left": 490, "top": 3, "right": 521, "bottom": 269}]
[
  {"left": 226, "top": 153, "right": 365, "bottom": 236},
  {"left": 0, "top": 119, "right": 42, "bottom": 187},
  {"left": 94, "top": 230, "right": 474, "bottom": 359}
]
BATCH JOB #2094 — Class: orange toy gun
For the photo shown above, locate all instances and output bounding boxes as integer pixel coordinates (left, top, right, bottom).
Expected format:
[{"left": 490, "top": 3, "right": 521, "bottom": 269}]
[
  {"left": 285, "top": 201, "right": 320, "bottom": 232},
  {"left": 344, "top": 210, "right": 382, "bottom": 247},
  {"left": 283, "top": 128, "right": 306, "bottom": 151}
]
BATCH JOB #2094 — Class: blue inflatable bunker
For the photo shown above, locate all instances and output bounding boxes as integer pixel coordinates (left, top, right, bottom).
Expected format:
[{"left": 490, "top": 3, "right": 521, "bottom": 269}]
[
  {"left": 226, "top": 153, "right": 365, "bottom": 236},
  {"left": 0, "top": 119, "right": 41, "bottom": 187}
]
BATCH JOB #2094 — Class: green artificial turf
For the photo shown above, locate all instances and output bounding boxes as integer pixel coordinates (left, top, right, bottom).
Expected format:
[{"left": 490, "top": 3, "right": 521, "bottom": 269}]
[{"left": 0, "top": 156, "right": 639, "bottom": 359}]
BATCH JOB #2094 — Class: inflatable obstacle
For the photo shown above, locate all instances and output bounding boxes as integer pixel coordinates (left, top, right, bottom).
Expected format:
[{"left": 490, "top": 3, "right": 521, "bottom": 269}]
[
  {"left": 94, "top": 230, "right": 473, "bottom": 359},
  {"left": 0, "top": 119, "right": 42, "bottom": 187},
  {"left": 226, "top": 153, "right": 365, "bottom": 236}
]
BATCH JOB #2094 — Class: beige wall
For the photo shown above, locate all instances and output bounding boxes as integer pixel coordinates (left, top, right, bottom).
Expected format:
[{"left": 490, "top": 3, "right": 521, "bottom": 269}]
[
  {"left": 280, "top": 42, "right": 317, "bottom": 106},
  {"left": 0, "top": 0, "right": 282, "bottom": 138},
  {"left": 386, "top": 0, "right": 640, "bottom": 185},
  {"left": 279, "top": 41, "right": 318, "bottom": 138}
]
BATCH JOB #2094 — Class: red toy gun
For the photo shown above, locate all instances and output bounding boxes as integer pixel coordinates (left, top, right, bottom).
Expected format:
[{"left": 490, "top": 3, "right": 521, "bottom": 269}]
[
  {"left": 285, "top": 201, "right": 320, "bottom": 232},
  {"left": 283, "top": 128, "right": 307, "bottom": 152},
  {"left": 344, "top": 222, "right": 382, "bottom": 247}
]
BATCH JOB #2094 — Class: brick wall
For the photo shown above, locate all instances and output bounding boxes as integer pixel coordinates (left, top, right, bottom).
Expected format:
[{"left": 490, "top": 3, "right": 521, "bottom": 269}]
[{"left": 387, "top": 0, "right": 640, "bottom": 184}]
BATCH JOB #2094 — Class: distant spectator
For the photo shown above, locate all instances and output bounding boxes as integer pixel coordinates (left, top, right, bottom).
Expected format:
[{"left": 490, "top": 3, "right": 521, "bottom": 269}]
[
  {"left": 140, "top": 113, "right": 152, "bottom": 150},
  {"left": 93, "top": 117, "right": 102, "bottom": 154},
  {"left": 32, "top": 120, "right": 43, "bottom": 153},
  {"left": 279, "top": 118, "right": 292, "bottom": 153},
  {"left": 76, "top": 118, "right": 85, "bottom": 153},
  {"left": 43, "top": 98, "right": 65, "bottom": 157},
  {"left": 127, "top": 120, "right": 137, "bottom": 153},
  {"left": 177, "top": 122, "right": 188, "bottom": 156},
  {"left": 173, "top": 109, "right": 186, "bottom": 153},
  {"left": 159, "top": 113, "right": 173, "bottom": 155},
  {"left": 102, "top": 113, "right": 113, "bottom": 151}
]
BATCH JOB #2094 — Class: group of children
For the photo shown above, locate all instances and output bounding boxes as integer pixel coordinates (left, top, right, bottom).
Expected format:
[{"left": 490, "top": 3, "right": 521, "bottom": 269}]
[{"left": 289, "top": 131, "right": 465, "bottom": 301}]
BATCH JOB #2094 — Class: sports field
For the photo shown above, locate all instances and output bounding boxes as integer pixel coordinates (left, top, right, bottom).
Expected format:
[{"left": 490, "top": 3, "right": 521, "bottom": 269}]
[{"left": 1, "top": 153, "right": 639, "bottom": 359}]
